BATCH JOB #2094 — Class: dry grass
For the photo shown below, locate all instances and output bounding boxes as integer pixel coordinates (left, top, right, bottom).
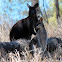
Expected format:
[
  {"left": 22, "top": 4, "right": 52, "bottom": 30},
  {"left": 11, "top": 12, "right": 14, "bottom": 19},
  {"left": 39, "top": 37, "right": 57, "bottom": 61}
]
[
  {"left": 0, "top": 19, "right": 62, "bottom": 62},
  {"left": 45, "top": 23, "right": 62, "bottom": 39}
]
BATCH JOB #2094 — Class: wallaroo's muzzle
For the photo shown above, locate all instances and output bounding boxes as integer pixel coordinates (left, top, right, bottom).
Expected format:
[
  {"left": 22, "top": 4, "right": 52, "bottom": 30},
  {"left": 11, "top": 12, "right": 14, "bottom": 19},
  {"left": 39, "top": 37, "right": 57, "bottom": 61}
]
[{"left": 35, "top": 23, "right": 41, "bottom": 32}]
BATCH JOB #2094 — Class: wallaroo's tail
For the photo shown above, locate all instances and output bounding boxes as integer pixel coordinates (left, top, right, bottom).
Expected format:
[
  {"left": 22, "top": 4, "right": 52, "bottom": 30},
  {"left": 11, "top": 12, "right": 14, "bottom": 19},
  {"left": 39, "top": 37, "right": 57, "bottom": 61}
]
[
  {"left": 0, "top": 39, "right": 29, "bottom": 56},
  {"left": 0, "top": 41, "right": 20, "bottom": 53}
]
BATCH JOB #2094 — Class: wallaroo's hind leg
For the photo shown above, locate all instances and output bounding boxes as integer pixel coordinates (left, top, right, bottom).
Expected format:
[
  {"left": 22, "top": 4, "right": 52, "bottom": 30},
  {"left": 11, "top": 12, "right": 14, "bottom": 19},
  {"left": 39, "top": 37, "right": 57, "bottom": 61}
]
[{"left": 29, "top": 37, "right": 37, "bottom": 56}]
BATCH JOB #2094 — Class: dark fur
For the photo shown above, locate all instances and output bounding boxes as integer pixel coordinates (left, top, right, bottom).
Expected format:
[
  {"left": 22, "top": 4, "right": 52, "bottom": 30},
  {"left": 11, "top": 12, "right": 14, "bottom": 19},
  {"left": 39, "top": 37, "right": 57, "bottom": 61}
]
[
  {"left": 0, "top": 42, "right": 20, "bottom": 53},
  {"left": 0, "top": 41, "right": 26, "bottom": 57},
  {"left": 10, "top": 3, "right": 39, "bottom": 41},
  {"left": 47, "top": 37, "right": 62, "bottom": 52}
]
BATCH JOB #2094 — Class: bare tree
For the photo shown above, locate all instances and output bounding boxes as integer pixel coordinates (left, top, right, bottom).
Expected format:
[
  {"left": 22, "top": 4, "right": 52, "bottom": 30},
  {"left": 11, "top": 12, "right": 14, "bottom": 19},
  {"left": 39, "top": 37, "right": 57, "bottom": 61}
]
[{"left": 54, "top": 0, "right": 60, "bottom": 24}]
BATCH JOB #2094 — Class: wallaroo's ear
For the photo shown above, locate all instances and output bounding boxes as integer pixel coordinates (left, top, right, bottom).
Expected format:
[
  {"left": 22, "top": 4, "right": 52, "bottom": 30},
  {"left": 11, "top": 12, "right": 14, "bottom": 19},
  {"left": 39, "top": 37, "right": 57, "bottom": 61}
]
[
  {"left": 40, "top": 17, "right": 43, "bottom": 22},
  {"left": 27, "top": 4, "right": 31, "bottom": 8},
  {"left": 34, "top": 3, "right": 39, "bottom": 8}
]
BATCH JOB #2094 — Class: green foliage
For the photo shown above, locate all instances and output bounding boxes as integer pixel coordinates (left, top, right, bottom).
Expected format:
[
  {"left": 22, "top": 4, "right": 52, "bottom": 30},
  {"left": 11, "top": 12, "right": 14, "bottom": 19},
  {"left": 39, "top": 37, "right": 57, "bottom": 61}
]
[
  {"left": 48, "top": 12, "right": 57, "bottom": 26},
  {"left": 59, "top": 0, "right": 62, "bottom": 3},
  {"left": 46, "top": 0, "right": 62, "bottom": 25}
]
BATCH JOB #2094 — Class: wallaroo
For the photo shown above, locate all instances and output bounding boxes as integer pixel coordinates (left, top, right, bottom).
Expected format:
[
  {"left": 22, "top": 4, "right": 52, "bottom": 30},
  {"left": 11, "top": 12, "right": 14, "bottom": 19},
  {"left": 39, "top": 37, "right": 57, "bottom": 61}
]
[
  {"left": 29, "top": 17, "right": 47, "bottom": 55},
  {"left": 10, "top": 3, "right": 39, "bottom": 41},
  {"left": 29, "top": 17, "right": 62, "bottom": 58}
]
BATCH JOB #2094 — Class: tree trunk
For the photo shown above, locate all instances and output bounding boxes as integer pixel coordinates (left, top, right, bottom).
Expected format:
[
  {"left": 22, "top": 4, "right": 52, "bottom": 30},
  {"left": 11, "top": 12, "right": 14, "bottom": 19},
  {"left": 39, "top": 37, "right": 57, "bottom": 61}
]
[{"left": 54, "top": 0, "right": 60, "bottom": 24}]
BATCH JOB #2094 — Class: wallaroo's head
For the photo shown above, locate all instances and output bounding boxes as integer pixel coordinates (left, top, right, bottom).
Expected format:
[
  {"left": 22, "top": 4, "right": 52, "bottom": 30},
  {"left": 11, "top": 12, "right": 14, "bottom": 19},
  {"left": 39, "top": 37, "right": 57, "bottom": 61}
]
[
  {"left": 35, "top": 17, "right": 43, "bottom": 32},
  {"left": 36, "top": 17, "right": 43, "bottom": 26},
  {"left": 27, "top": 3, "right": 39, "bottom": 16}
]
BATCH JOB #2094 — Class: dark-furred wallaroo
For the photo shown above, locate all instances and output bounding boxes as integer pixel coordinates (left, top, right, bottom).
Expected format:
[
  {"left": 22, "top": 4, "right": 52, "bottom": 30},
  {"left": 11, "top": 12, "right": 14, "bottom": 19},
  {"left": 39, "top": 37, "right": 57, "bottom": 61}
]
[{"left": 10, "top": 3, "right": 39, "bottom": 41}]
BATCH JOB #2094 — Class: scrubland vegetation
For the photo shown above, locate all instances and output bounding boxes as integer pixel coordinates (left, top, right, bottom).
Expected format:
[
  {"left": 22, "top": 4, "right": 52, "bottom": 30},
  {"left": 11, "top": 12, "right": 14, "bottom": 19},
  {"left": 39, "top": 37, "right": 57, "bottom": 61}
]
[
  {"left": 0, "top": 0, "right": 62, "bottom": 62},
  {"left": 0, "top": 18, "right": 62, "bottom": 62}
]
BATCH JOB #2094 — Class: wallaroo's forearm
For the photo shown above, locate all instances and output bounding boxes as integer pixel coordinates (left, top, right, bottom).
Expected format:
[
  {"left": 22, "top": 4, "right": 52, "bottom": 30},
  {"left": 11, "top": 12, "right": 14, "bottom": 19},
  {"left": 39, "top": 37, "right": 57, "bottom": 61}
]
[{"left": 36, "top": 23, "right": 47, "bottom": 50}]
